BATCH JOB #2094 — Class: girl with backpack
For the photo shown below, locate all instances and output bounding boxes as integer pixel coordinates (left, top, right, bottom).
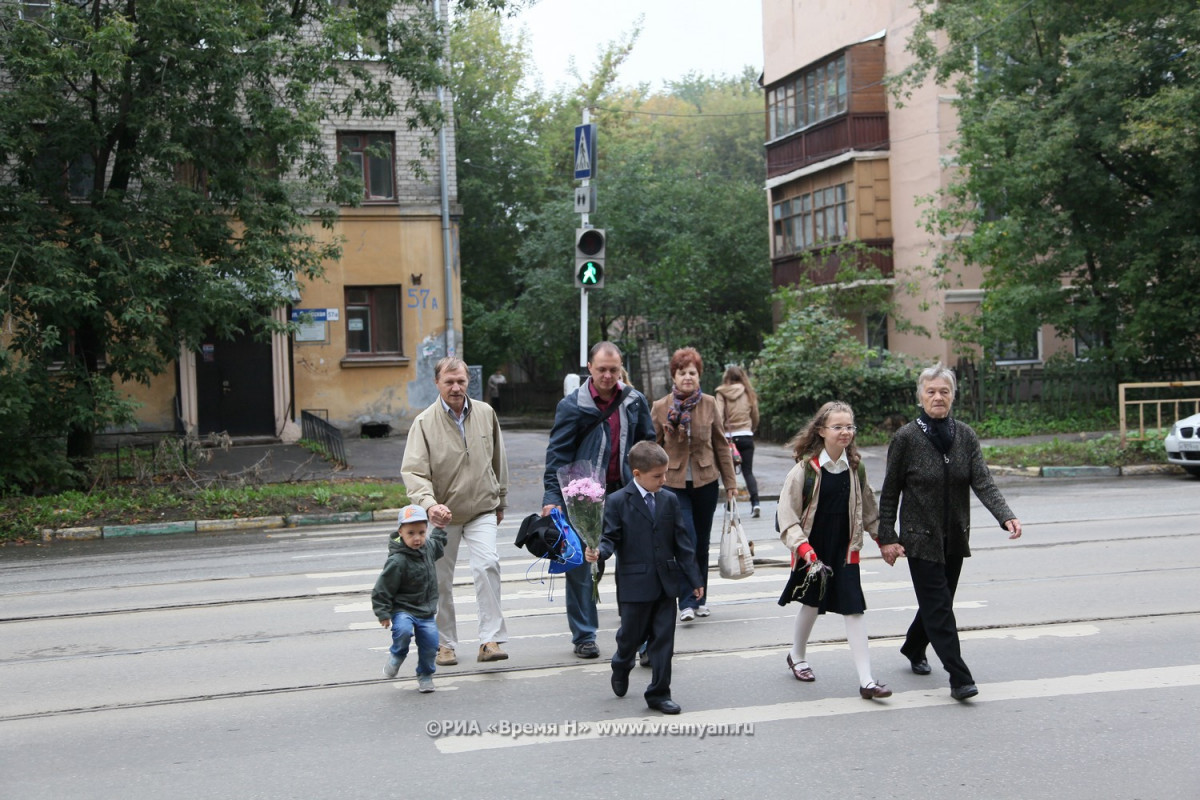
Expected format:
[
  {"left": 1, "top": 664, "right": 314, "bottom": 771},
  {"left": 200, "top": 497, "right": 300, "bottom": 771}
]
[{"left": 776, "top": 401, "right": 891, "bottom": 700}]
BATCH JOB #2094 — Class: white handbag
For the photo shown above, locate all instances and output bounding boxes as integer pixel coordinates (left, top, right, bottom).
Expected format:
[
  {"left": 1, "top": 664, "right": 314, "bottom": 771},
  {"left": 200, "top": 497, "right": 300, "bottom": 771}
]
[{"left": 718, "top": 498, "right": 755, "bottom": 580}]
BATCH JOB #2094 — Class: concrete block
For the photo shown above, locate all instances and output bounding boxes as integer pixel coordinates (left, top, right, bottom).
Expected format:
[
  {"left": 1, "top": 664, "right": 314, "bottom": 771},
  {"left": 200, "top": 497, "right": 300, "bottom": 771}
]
[
  {"left": 196, "top": 516, "right": 287, "bottom": 532},
  {"left": 42, "top": 526, "right": 103, "bottom": 541},
  {"left": 103, "top": 520, "right": 197, "bottom": 537},
  {"left": 1040, "top": 466, "right": 1120, "bottom": 479},
  {"left": 1121, "top": 464, "right": 1186, "bottom": 476},
  {"left": 286, "top": 511, "right": 374, "bottom": 527}
]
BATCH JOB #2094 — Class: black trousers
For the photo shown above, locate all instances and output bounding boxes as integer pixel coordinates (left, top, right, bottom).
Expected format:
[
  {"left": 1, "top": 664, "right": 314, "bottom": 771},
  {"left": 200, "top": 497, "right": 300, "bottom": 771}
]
[
  {"left": 731, "top": 435, "right": 759, "bottom": 507},
  {"left": 902, "top": 553, "right": 973, "bottom": 687},
  {"left": 612, "top": 592, "right": 678, "bottom": 701}
]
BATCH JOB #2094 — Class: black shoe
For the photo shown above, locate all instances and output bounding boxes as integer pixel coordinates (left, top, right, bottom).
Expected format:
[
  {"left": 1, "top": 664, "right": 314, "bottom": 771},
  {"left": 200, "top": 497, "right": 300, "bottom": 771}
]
[
  {"left": 611, "top": 671, "right": 629, "bottom": 698},
  {"left": 950, "top": 683, "right": 979, "bottom": 701},
  {"left": 909, "top": 658, "right": 932, "bottom": 675},
  {"left": 646, "top": 697, "right": 681, "bottom": 715},
  {"left": 574, "top": 641, "right": 600, "bottom": 659}
]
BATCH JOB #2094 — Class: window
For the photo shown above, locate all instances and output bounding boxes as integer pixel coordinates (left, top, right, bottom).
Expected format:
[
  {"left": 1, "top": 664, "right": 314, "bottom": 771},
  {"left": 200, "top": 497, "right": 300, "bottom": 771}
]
[
  {"left": 767, "top": 53, "right": 848, "bottom": 140},
  {"left": 345, "top": 286, "right": 401, "bottom": 356},
  {"left": 991, "top": 330, "right": 1041, "bottom": 365},
  {"left": 331, "top": 0, "right": 388, "bottom": 59},
  {"left": 32, "top": 136, "right": 94, "bottom": 200},
  {"left": 19, "top": 0, "right": 51, "bottom": 19},
  {"left": 866, "top": 312, "right": 889, "bottom": 352},
  {"left": 338, "top": 132, "right": 394, "bottom": 201},
  {"left": 772, "top": 183, "right": 847, "bottom": 256}
]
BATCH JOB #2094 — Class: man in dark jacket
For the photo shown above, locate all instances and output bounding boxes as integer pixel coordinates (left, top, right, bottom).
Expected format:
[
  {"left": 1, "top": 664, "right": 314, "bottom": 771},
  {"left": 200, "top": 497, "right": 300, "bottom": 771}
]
[
  {"left": 372, "top": 505, "right": 447, "bottom": 691},
  {"left": 542, "top": 342, "right": 655, "bottom": 658}
]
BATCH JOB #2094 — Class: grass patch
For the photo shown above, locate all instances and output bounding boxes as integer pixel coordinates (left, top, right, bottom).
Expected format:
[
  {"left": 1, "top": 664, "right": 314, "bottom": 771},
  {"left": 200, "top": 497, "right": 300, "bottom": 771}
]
[
  {"left": 0, "top": 480, "right": 408, "bottom": 544},
  {"left": 967, "top": 408, "right": 1119, "bottom": 439},
  {"left": 982, "top": 434, "right": 1166, "bottom": 468}
]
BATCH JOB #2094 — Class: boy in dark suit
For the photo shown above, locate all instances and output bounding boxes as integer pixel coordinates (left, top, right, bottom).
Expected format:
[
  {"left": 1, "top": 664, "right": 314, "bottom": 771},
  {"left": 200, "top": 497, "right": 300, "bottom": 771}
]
[{"left": 584, "top": 441, "right": 703, "bottom": 715}]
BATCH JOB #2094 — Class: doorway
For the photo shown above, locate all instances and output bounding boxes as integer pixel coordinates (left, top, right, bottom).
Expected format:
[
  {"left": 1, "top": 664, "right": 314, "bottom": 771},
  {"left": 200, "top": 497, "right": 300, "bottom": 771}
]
[{"left": 194, "top": 329, "right": 275, "bottom": 436}]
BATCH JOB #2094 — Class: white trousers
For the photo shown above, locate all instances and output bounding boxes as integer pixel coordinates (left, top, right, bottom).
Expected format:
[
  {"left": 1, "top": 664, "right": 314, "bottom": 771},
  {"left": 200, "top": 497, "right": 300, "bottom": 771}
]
[{"left": 435, "top": 512, "right": 507, "bottom": 649}]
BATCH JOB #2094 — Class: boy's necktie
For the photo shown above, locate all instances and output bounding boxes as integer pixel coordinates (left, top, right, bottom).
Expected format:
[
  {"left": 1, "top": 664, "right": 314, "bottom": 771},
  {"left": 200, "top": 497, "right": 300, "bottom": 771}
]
[{"left": 645, "top": 492, "right": 656, "bottom": 516}]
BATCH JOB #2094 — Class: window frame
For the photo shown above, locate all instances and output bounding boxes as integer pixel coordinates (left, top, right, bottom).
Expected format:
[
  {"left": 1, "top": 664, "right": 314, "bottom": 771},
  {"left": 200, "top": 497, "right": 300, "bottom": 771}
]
[
  {"left": 344, "top": 285, "right": 403, "bottom": 358},
  {"left": 767, "top": 53, "right": 848, "bottom": 141},
  {"left": 337, "top": 131, "right": 396, "bottom": 203},
  {"left": 771, "top": 182, "right": 847, "bottom": 256}
]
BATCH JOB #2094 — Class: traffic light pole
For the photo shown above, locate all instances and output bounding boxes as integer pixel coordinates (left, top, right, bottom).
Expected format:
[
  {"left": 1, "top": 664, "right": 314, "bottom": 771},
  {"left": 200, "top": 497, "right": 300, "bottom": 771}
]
[{"left": 578, "top": 107, "right": 590, "bottom": 377}]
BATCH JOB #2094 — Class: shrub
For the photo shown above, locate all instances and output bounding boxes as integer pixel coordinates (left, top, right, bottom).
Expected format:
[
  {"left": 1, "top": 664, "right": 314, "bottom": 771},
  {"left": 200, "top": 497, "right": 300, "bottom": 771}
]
[{"left": 754, "top": 297, "right": 916, "bottom": 440}]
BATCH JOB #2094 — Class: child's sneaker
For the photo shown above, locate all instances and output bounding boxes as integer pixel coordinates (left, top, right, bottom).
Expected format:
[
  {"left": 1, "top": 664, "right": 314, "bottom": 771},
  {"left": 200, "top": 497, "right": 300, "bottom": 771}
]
[
  {"left": 383, "top": 655, "right": 402, "bottom": 679},
  {"left": 417, "top": 676, "right": 435, "bottom": 693}
]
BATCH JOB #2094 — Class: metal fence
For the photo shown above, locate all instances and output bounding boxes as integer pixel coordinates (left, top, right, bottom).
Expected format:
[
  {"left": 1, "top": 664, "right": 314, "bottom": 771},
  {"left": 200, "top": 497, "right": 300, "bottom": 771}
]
[
  {"left": 1118, "top": 381, "right": 1200, "bottom": 444},
  {"left": 300, "top": 410, "right": 348, "bottom": 467},
  {"left": 955, "top": 360, "right": 1120, "bottom": 420}
]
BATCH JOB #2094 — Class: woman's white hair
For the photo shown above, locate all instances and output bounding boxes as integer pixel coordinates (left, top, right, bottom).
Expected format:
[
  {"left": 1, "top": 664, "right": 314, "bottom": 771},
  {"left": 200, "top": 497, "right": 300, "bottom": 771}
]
[{"left": 916, "top": 363, "right": 957, "bottom": 403}]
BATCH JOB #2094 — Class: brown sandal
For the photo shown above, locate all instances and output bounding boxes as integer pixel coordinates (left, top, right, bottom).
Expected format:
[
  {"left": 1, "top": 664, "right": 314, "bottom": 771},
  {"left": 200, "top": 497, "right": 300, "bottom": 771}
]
[{"left": 787, "top": 654, "right": 815, "bottom": 682}]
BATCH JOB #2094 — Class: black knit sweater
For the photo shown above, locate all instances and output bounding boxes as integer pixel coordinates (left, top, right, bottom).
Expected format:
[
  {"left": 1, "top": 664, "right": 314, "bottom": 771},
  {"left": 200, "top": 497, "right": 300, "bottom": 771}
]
[{"left": 876, "top": 417, "right": 1015, "bottom": 563}]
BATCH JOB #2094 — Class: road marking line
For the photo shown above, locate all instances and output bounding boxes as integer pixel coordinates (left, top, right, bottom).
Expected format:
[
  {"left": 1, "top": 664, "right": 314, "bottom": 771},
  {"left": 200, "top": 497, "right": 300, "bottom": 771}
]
[{"left": 433, "top": 662, "right": 1200, "bottom": 754}]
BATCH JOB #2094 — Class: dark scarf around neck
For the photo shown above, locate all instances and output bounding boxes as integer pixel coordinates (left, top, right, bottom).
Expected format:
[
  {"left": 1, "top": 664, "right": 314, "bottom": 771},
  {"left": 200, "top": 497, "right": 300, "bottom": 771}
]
[{"left": 918, "top": 411, "right": 954, "bottom": 455}]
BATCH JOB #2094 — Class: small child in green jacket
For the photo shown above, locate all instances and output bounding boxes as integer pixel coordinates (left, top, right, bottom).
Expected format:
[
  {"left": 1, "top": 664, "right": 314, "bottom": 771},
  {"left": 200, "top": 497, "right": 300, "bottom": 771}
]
[{"left": 371, "top": 505, "right": 446, "bottom": 692}]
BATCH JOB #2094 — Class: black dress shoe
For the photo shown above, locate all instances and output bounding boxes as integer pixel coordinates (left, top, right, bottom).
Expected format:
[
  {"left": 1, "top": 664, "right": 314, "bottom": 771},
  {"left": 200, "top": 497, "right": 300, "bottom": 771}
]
[
  {"left": 646, "top": 697, "right": 682, "bottom": 715},
  {"left": 909, "top": 658, "right": 932, "bottom": 675},
  {"left": 611, "top": 671, "right": 629, "bottom": 698},
  {"left": 950, "top": 683, "right": 979, "bottom": 701}
]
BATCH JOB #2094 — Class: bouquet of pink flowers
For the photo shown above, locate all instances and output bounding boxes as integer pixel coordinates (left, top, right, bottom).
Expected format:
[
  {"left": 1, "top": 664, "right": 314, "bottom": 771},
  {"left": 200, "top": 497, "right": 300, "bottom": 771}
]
[{"left": 557, "top": 461, "right": 607, "bottom": 602}]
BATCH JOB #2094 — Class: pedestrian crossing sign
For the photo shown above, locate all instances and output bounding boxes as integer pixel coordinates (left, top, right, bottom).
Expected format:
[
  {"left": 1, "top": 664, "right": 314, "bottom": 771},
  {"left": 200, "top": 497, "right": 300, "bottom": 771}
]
[{"left": 574, "top": 124, "right": 597, "bottom": 180}]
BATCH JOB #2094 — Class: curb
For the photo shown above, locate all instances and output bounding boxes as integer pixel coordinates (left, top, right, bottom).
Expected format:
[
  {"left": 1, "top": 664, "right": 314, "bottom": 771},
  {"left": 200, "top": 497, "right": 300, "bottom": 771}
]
[
  {"left": 40, "top": 507, "right": 406, "bottom": 543},
  {"left": 34, "top": 462, "right": 1189, "bottom": 543}
]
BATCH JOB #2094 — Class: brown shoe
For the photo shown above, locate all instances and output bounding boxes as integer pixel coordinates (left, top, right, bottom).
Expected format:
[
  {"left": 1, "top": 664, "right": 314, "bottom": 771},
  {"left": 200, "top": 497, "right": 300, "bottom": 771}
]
[
  {"left": 435, "top": 645, "right": 457, "bottom": 666},
  {"left": 478, "top": 642, "right": 508, "bottom": 662},
  {"left": 859, "top": 682, "right": 893, "bottom": 699},
  {"left": 787, "top": 654, "right": 815, "bottom": 682}
]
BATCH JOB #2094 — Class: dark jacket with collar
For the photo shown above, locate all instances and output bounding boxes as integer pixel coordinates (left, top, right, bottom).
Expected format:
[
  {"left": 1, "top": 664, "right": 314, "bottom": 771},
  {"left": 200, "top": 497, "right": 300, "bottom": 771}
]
[
  {"left": 371, "top": 528, "right": 447, "bottom": 619},
  {"left": 542, "top": 379, "right": 655, "bottom": 507},
  {"left": 876, "top": 417, "right": 1014, "bottom": 563},
  {"left": 598, "top": 483, "right": 702, "bottom": 603}
]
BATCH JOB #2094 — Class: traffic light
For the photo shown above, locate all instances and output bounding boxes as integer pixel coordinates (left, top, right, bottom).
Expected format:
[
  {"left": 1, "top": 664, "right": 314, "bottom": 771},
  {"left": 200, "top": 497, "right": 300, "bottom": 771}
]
[{"left": 574, "top": 227, "right": 606, "bottom": 289}]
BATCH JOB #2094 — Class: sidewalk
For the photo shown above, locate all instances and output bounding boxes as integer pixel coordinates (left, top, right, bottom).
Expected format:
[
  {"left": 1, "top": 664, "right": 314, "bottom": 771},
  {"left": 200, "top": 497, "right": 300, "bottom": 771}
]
[{"left": 38, "top": 422, "right": 1179, "bottom": 543}]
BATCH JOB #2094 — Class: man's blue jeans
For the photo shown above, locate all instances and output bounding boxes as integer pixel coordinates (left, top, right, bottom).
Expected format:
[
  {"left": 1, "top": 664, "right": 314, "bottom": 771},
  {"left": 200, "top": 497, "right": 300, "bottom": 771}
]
[
  {"left": 564, "top": 564, "right": 599, "bottom": 644},
  {"left": 389, "top": 611, "right": 438, "bottom": 677}
]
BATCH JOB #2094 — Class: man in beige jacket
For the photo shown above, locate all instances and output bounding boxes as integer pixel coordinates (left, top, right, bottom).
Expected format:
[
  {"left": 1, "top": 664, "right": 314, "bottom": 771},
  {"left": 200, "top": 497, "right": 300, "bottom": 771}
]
[{"left": 401, "top": 357, "right": 510, "bottom": 665}]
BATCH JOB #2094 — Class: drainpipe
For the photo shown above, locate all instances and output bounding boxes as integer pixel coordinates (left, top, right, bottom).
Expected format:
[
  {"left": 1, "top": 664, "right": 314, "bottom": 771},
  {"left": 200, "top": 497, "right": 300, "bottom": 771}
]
[{"left": 432, "top": 0, "right": 456, "bottom": 358}]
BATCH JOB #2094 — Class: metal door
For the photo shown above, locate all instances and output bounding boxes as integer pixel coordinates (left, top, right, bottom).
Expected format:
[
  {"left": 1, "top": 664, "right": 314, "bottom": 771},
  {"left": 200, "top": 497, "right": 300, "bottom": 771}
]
[{"left": 195, "top": 330, "right": 275, "bottom": 436}]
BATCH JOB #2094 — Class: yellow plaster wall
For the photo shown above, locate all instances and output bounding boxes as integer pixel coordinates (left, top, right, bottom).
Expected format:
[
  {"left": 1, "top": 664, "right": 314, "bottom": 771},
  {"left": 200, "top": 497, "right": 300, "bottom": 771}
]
[{"left": 292, "top": 209, "right": 460, "bottom": 432}]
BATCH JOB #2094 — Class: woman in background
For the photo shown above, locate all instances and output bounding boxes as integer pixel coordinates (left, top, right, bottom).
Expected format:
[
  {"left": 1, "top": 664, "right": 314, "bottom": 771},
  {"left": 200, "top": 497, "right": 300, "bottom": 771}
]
[{"left": 715, "top": 366, "right": 761, "bottom": 517}]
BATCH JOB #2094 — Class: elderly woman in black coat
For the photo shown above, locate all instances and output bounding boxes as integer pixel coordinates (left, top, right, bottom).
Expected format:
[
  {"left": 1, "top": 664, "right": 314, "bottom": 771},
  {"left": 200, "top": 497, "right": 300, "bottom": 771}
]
[{"left": 876, "top": 364, "right": 1022, "bottom": 701}]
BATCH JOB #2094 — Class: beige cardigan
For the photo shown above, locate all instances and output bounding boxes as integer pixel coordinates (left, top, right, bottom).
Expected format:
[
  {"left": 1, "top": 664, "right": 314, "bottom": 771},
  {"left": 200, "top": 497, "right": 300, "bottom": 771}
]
[{"left": 777, "top": 456, "right": 879, "bottom": 564}]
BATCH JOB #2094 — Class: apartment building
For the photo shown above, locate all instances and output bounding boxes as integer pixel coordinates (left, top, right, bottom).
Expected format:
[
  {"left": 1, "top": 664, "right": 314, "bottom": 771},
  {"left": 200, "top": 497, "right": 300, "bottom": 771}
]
[{"left": 761, "top": 0, "right": 1059, "bottom": 366}]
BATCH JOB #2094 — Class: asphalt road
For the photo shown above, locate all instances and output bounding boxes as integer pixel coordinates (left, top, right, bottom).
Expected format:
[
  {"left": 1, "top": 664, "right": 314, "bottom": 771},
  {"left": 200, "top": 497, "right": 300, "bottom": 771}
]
[{"left": 2, "top": 444, "right": 1198, "bottom": 799}]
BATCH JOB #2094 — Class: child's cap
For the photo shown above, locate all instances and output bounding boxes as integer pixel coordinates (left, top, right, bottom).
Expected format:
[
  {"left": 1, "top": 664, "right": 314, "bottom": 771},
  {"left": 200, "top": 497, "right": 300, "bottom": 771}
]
[{"left": 397, "top": 504, "right": 429, "bottom": 525}]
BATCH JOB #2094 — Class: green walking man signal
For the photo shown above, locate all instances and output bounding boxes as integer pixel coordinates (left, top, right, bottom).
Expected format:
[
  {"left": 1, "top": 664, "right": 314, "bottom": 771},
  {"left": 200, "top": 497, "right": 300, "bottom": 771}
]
[{"left": 574, "top": 228, "right": 606, "bottom": 289}]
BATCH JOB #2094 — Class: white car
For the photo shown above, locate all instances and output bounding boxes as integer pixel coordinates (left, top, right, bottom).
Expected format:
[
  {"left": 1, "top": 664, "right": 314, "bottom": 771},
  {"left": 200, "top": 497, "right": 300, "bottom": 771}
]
[{"left": 1164, "top": 413, "right": 1200, "bottom": 477}]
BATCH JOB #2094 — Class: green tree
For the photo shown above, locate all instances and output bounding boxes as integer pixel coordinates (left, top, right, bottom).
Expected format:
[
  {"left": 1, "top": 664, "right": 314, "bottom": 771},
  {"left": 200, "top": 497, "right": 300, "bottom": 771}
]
[
  {"left": 0, "top": 0, "right": 502, "bottom": 490},
  {"left": 511, "top": 73, "right": 770, "bottom": 380},
  {"left": 901, "top": 1, "right": 1200, "bottom": 363}
]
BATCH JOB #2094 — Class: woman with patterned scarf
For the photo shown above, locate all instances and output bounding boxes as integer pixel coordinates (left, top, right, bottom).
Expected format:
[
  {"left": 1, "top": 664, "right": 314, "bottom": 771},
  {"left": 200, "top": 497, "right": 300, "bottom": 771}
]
[{"left": 651, "top": 347, "right": 737, "bottom": 622}]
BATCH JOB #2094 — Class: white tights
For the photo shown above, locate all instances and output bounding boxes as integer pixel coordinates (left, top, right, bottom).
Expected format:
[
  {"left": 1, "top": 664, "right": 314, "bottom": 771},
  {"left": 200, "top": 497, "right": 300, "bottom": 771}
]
[{"left": 789, "top": 604, "right": 875, "bottom": 687}]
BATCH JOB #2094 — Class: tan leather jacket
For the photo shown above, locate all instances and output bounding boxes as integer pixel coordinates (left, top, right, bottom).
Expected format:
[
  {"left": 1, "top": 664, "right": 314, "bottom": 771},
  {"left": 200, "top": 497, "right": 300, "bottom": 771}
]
[{"left": 651, "top": 393, "right": 737, "bottom": 491}]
